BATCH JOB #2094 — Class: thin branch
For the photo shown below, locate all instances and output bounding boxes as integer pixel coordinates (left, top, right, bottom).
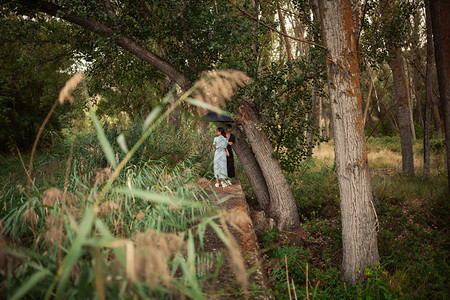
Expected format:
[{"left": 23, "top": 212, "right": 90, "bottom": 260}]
[{"left": 226, "top": 0, "right": 327, "bottom": 49}]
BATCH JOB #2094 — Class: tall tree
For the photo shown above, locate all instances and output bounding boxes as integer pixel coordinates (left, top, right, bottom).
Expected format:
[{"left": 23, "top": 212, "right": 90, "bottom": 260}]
[
  {"left": 382, "top": 0, "right": 415, "bottom": 176},
  {"left": 429, "top": 0, "right": 450, "bottom": 190},
  {"left": 362, "top": 0, "right": 418, "bottom": 175},
  {"left": 315, "top": 0, "right": 379, "bottom": 284},
  {"left": 423, "top": 0, "right": 434, "bottom": 178},
  {"left": 389, "top": 47, "right": 415, "bottom": 175}
]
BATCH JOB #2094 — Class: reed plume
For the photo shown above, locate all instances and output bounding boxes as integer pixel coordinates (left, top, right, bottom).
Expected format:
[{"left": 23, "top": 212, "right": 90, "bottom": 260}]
[
  {"left": 58, "top": 73, "right": 85, "bottom": 105},
  {"left": 192, "top": 69, "right": 252, "bottom": 115}
]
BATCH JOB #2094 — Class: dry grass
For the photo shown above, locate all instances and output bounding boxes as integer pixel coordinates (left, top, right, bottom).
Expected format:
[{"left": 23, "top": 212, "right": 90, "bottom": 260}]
[
  {"left": 94, "top": 167, "right": 112, "bottom": 185},
  {"left": 99, "top": 200, "right": 119, "bottom": 215},
  {"left": 44, "top": 213, "right": 66, "bottom": 246},
  {"left": 313, "top": 141, "right": 447, "bottom": 210},
  {"left": 42, "top": 187, "right": 78, "bottom": 207},
  {"left": 312, "top": 143, "right": 335, "bottom": 164},
  {"left": 22, "top": 209, "right": 39, "bottom": 226},
  {"left": 131, "top": 229, "right": 186, "bottom": 288},
  {"left": 313, "top": 141, "right": 445, "bottom": 175}
]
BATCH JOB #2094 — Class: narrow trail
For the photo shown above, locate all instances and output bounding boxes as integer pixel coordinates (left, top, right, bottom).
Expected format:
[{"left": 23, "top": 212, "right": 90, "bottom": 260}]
[{"left": 199, "top": 180, "right": 271, "bottom": 299}]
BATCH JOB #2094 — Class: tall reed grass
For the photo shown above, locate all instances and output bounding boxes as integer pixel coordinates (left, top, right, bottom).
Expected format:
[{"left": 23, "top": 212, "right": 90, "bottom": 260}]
[{"left": 0, "top": 71, "right": 252, "bottom": 299}]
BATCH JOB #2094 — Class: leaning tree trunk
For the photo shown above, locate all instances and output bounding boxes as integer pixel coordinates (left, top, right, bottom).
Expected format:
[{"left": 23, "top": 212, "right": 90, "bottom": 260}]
[
  {"left": 424, "top": 0, "right": 434, "bottom": 178},
  {"left": 389, "top": 48, "right": 415, "bottom": 176},
  {"left": 316, "top": 0, "right": 379, "bottom": 284},
  {"left": 231, "top": 127, "right": 270, "bottom": 211},
  {"left": 430, "top": 0, "right": 450, "bottom": 191},
  {"left": 238, "top": 101, "right": 300, "bottom": 229}
]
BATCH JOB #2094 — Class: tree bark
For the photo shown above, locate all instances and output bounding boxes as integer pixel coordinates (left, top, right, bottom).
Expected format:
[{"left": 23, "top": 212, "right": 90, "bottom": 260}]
[
  {"left": 317, "top": 0, "right": 379, "bottom": 284},
  {"left": 389, "top": 48, "right": 415, "bottom": 176},
  {"left": 231, "top": 127, "right": 270, "bottom": 211},
  {"left": 238, "top": 101, "right": 300, "bottom": 229},
  {"left": 430, "top": 0, "right": 450, "bottom": 190},
  {"left": 424, "top": 0, "right": 433, "bottom": 178}
]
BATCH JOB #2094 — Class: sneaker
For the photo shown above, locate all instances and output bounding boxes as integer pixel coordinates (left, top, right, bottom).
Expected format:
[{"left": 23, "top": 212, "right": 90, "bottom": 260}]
[
  {"left": 215, "top": 183, "right": 220, "bottom": 188},
  {"left": 221, "top": 182, "right": 227, "bottom": 188},
  {"left": 226, "top": 180, "right": 232, "bottom": 185}
]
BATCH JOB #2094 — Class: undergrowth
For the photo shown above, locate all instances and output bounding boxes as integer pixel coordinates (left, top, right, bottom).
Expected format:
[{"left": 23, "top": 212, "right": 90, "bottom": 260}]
[{"left": 258, "top": 147, "right": 449, "bottom": 299}]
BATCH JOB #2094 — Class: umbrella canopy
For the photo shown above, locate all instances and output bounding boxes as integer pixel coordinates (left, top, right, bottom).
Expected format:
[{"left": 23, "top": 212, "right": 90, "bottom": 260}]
[{"left": 200, "top": 111, "right": 234, "bottom": 123}]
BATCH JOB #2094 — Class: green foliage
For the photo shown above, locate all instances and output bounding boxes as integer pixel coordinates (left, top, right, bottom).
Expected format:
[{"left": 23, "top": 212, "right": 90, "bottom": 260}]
[
  {"left": 366, "top": 135, "right": 402, "bottom": 153},
  {"left": 362, "top": 0, "right": 420, "bottom": 65},
  {"left": 0, "top": 13, "right": 75, "bottom": 152},
  {"left": 288, "top": 159, "right": 339, "bottom": 221},
  {"left": 249, "top": 57, "right": 327, "bottom": 172},
  {"left": 430, "top": 138, "right": 446, "bottom": 154}
]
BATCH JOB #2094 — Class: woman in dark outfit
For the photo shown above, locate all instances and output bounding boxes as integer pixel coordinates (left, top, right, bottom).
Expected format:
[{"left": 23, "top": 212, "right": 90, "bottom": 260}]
[{"left": 225, "top": 125, "right": 236, "bottom": 185}]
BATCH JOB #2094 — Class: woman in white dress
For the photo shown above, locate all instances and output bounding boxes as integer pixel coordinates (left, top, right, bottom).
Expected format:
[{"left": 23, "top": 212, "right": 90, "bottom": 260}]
[{"left": 213, "top": 127, "right": 229, "bottom": 187}]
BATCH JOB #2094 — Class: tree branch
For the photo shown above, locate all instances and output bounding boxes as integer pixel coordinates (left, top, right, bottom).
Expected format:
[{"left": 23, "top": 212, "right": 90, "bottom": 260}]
[
  {"left": 227, "top": 0, "right": 327, "bottom": 50},
  {"left": 15, "top": 0, "right": 191, "bottom": 90}
]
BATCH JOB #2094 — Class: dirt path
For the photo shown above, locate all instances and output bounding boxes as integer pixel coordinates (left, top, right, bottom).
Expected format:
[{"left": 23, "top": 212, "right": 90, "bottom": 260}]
[{"left": 199, "top": 180, "right": 271, "bottom": 299}]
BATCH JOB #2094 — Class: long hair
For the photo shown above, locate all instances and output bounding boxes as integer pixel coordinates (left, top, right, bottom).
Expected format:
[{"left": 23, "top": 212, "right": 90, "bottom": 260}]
[{"left": 217, "top": 127, "right": 226, "bottom": 137}]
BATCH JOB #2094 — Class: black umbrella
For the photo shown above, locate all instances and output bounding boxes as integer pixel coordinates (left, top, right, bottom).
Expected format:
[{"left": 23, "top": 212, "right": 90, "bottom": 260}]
[{"left": 200, "top": 111, "right": 234, "bottom": 123}]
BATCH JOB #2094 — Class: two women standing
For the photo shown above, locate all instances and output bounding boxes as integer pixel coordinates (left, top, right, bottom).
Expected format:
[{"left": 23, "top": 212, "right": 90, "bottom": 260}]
[{"left": 213, "top": 126, "right": 235, "bottom": 188}]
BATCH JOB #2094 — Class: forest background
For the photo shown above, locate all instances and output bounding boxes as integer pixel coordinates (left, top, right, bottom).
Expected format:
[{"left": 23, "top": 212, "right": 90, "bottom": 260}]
[{"left": 0, "top": 0, "right": 448, "bottom": 299}]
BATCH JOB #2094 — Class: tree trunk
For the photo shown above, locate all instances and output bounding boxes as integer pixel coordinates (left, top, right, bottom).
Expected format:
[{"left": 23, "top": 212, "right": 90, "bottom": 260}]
[
  {"left": 231, "top": 127, "right": 270, "bottom": 211},
  {"left": 434, "top": 103, "right": 444, "bottom": 139},
  {"left": 410, "top": 53, "right": 444, "bottom": 139},
  {"left": 430, "top": 0, "right": 450, "bottom": 190},
  {"left": 238, "top": 101, "right": 300, "bottom": 229},
  {"left": 424, "top": 0, "right": 433, "bottom": 178},
  {"left": 389, "top": 48, "right": 415, "bottom": 176},
  {"left": 307, "top": 83, "right": 318, "bottom": 157},
  {"left": 406, "top": 63, "right": 416, "bottom": 142},
  {"left": 411, "top": 55, "right": 424, "bottom": 129},
  {"left": 318, "top": 95, "right": 323, "bottom": 149},
  {"left": 317, "top": 0, "right": 379, "bottom": 284},
  {"left": 276, "top": 0, "right": 293, "bottom": 62}
]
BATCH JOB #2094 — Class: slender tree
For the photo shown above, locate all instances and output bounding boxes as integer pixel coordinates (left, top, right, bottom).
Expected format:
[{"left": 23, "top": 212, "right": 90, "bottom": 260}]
[
  {"left": 423, "top": 0, "right": 434, "bottom": 178},
  {"left": 429, "top": 0, "right": 450, "bottom": 190},
  {"left": 389, "top": 47, "right": 415, "bottom": 175},
  {"left": 316, "top": 0, "right": 379, "bottom": 284}
]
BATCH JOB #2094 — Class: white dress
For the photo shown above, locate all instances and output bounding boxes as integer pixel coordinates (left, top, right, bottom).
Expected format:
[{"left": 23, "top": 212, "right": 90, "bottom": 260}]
[{"left": 213, "top": 135, "right": 228, "bottom": 179}]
